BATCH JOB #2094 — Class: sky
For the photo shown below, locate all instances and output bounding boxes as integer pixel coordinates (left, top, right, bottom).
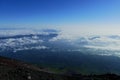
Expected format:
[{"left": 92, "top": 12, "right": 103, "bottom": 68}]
[{"left": 0, "top": 0, "right": 120, "bottom": 35}]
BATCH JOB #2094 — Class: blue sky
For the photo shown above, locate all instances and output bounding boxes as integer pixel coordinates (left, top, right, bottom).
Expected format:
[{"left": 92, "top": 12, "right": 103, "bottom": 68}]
[{"left": 0, "top": 0, "right": 120, "bottom": 34}]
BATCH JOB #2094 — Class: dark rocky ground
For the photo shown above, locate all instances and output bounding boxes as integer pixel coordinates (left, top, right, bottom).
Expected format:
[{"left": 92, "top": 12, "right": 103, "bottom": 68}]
[{"left": 0, "top": 56, "right": 120, "bottom": 80}]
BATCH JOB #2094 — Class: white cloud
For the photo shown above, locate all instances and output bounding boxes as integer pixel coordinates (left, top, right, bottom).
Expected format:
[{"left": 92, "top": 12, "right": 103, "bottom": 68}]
[
  {"left": 1, "top": 29, "right": 120, "bottom": 57},
  {"left": 83, "top": 36, "right": 120, "bottom": 51},
  {"left": 13, "top": 46, "right": 48, "bottom": 52}
]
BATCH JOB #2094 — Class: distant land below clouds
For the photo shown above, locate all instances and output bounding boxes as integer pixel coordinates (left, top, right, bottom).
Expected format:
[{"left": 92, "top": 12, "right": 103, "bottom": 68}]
[{"left": 0, "top": 28, "right": 120, "bottom": 57}]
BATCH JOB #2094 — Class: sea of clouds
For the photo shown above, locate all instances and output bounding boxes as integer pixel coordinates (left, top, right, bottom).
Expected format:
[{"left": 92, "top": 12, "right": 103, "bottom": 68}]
[{"left": 0, "top": 29, "right": 120, "bottom": 57}]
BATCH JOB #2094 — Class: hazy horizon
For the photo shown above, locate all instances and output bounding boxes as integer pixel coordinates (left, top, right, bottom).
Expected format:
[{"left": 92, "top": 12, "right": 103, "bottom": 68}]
[{"left": 0, "top": 0, "right": 120, "bottom": 35}]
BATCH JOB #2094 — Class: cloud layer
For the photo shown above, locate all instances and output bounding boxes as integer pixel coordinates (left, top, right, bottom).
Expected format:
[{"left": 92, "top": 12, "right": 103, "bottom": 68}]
[{"left": 1, "top": 29, "right": 120, "bottom": 57}]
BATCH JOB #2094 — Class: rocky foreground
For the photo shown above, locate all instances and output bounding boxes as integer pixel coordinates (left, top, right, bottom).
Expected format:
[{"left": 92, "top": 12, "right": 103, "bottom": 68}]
[{"left": 0, "top": 56, "right": 120, "bottom": 80}]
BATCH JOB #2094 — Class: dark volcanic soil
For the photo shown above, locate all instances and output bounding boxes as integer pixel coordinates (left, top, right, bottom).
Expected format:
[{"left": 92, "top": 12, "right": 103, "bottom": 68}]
[
  {"left": 0, "top": 56, "right": 81, "bottom": 80},
  {"left": 0, "top": 56, "right": 120, "bottom": 80}
]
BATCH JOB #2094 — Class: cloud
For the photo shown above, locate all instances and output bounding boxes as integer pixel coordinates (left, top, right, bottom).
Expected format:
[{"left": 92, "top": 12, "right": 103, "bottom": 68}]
[
  {"left": 1, "top": 28, "right": 120, "bottom": 57},
  {"left": 13, "top": 46, "right": 48, "bottom": 52},
  {"left": 0, "top": 29, "right": 59, "bottom": 37},
  {"left": 0, "top": 29, "right": 59, "bottom": 52},
  {"left": 83, "top": 36, "right": 120, "bottom": 51}
]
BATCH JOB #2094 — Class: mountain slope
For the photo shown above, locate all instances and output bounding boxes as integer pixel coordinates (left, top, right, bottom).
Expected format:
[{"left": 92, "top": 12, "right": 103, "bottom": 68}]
[
  {"left": 0, "top": 56, "right": 120, "bottom": 80},
  {"left": 0, "top": 56, "right": 82, "bottom": 80}
]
